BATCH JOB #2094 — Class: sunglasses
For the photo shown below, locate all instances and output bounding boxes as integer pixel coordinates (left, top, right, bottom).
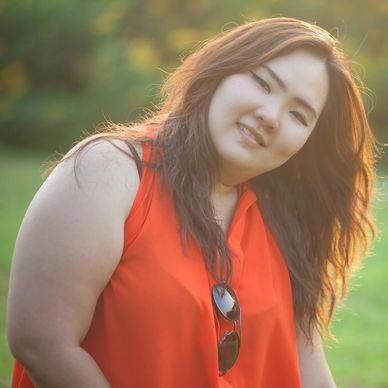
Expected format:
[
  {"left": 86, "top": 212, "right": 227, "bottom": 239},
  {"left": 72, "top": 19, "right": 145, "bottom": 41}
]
[{"left": 212, "top": 282, "right": 242, "bottom": 375}]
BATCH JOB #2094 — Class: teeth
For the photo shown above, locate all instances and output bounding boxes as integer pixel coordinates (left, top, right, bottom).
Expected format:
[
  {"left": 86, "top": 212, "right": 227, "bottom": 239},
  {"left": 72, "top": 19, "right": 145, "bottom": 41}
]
[
  {"left": 242, "top": 126, "right": 251, "bottom": 135},
  {"left": 239, "top": 124, "right": 258, "bottom": 142}
]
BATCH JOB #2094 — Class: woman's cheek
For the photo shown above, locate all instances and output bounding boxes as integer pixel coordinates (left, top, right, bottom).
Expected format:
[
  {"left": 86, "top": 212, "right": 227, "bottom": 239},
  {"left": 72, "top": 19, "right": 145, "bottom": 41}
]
[{"left": 275, "top": 132, "right": 308, "bottom": 159}]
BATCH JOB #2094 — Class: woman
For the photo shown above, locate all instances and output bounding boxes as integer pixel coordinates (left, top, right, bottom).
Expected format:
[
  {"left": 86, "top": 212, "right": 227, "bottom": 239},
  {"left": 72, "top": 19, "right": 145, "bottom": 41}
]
[{"left": 7, "top": 17, "right": 378, "bottom": 387}]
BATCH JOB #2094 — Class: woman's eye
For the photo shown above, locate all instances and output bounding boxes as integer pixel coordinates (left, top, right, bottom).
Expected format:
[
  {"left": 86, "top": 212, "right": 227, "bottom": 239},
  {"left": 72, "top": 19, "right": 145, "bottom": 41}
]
[
  {"left": 291, "top": 111, "right": 308, "bottom": 126},
  {"left": 250, "top": 72, "right": 271, "bottom": 93}
]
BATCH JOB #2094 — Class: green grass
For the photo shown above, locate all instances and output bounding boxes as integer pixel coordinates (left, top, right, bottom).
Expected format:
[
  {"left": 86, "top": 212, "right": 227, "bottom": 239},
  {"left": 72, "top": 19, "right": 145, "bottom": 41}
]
[
  {"left": 0, "top": 145, "right": 47, "bottom": 386},
  {"left": 324, "top": 174, "right": 388, "bottom": 387},
  {"left": 326, "top": 177, "right": 388, "bottom": 388},
  {"left": 0, "top": 145, "right": 387, "bottom": 387}
]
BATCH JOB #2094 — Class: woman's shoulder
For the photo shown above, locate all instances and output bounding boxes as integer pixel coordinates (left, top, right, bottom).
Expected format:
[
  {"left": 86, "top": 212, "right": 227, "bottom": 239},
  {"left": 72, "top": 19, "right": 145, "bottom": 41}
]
[
  {"left": 65, "top": 137, "right": 142, "bottom": 173},
  {"left": 7, "top": 139, "right": 142, "bottom": 357},
  {"left": 48, "top": 137, "right": 142, "bottom": 220}
]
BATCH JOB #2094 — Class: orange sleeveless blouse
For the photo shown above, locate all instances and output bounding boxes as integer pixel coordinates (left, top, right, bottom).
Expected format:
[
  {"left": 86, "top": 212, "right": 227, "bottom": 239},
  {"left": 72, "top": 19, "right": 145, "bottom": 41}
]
[{"left": 11, "top": 142, "right": 301, "bottom": 387}]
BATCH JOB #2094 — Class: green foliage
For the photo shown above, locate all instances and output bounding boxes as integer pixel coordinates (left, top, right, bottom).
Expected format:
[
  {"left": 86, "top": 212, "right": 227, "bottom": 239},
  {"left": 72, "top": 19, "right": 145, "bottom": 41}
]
[{"left": 0, "top": 0, "right": 387, "bottom": 160}]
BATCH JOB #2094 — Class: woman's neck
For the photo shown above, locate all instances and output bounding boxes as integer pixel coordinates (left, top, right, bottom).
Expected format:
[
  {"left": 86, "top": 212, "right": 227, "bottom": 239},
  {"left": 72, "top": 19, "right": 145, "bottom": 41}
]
[{"left": 212, "top": 180, "right": 237, "bottom": 197}]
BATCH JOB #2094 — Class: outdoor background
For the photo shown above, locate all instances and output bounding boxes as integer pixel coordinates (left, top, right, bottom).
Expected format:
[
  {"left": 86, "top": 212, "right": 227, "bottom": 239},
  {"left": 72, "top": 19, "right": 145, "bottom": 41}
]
[{"left": 0, "top": 0, "right": 387, "bottom": 387}]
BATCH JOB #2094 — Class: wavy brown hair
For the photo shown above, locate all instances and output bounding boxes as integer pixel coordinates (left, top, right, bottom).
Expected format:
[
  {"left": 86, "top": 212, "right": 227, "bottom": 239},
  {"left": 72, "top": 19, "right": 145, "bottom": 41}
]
[{"left": 45, "top": 17, "right": 380, "bottom": 342}]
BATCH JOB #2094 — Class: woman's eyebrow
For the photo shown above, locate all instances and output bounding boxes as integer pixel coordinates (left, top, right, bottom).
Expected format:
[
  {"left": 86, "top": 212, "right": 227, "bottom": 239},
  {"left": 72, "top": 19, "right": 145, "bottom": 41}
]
[{"left": 262, "top": 64, "right": 318, "bottom": 119}]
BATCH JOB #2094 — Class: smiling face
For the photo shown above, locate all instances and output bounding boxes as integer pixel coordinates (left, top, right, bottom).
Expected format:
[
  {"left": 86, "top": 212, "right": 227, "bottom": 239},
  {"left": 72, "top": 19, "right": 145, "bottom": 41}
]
[{"left": 207, "top": 49, "right": 330, "bottom": 189}]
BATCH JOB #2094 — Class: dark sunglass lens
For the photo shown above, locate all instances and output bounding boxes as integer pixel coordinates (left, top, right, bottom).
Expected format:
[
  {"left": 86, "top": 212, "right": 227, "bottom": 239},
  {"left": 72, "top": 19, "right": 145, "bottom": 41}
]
[
  {"left": 218, "top": 331, "right": 240, "bottom": 374},
  {"left": 212, "top": 284, "right": 240, "bottom": 321}
]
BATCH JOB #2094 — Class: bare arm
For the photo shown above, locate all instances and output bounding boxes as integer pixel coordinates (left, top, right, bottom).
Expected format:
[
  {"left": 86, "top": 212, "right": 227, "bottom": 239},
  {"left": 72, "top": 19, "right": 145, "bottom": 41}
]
[
  {"left": 7, "top": 140, "right": 141, "bottom": 387},
  {"left": 296, "top": 323, "right": 337, "bottom": 388}
]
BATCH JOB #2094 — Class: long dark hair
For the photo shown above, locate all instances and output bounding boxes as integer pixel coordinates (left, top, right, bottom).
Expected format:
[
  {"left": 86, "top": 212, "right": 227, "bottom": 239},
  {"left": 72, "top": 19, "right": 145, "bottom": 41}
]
[{"left": 45, "top": 17, "right": 380, "bottom": 342}]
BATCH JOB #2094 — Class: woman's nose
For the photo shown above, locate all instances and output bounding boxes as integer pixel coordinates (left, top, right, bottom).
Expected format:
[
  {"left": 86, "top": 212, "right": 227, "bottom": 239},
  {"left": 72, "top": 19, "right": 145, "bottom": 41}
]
[{"left": 253, "top": 107, "right": 278, "bottom": 131}]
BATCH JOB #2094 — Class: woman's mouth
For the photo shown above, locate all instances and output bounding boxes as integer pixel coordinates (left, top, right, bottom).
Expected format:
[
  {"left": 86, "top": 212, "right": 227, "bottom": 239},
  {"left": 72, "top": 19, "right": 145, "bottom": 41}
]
[{"left": 237, "top": 123, "right": 266, "bottom": 147}]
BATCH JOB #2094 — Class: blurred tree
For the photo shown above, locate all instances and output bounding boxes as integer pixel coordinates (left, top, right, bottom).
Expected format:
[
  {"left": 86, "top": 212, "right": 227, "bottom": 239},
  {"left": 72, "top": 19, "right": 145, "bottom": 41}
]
[
  {"left": 0, "top": 0, "right": 107, "bottom": 150},
  {"left": 0, "top": 0, "right": 386, "bottom": 162}
]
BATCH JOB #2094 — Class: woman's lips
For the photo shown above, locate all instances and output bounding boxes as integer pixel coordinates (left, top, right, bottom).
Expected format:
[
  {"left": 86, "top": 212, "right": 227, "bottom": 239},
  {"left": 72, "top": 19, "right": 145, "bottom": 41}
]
[{"left": 237, "top": 123, "right": 266, "bottom": 147}]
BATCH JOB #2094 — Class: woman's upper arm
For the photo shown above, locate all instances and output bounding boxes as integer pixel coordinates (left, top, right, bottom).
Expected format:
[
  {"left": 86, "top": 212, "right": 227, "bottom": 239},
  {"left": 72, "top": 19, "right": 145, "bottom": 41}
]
[
  {"left": 7, "top": 140, "right": 141, "bottom": 358},
  {"left": 296, "top": 323, "right": 337, "bottom": 388}
]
